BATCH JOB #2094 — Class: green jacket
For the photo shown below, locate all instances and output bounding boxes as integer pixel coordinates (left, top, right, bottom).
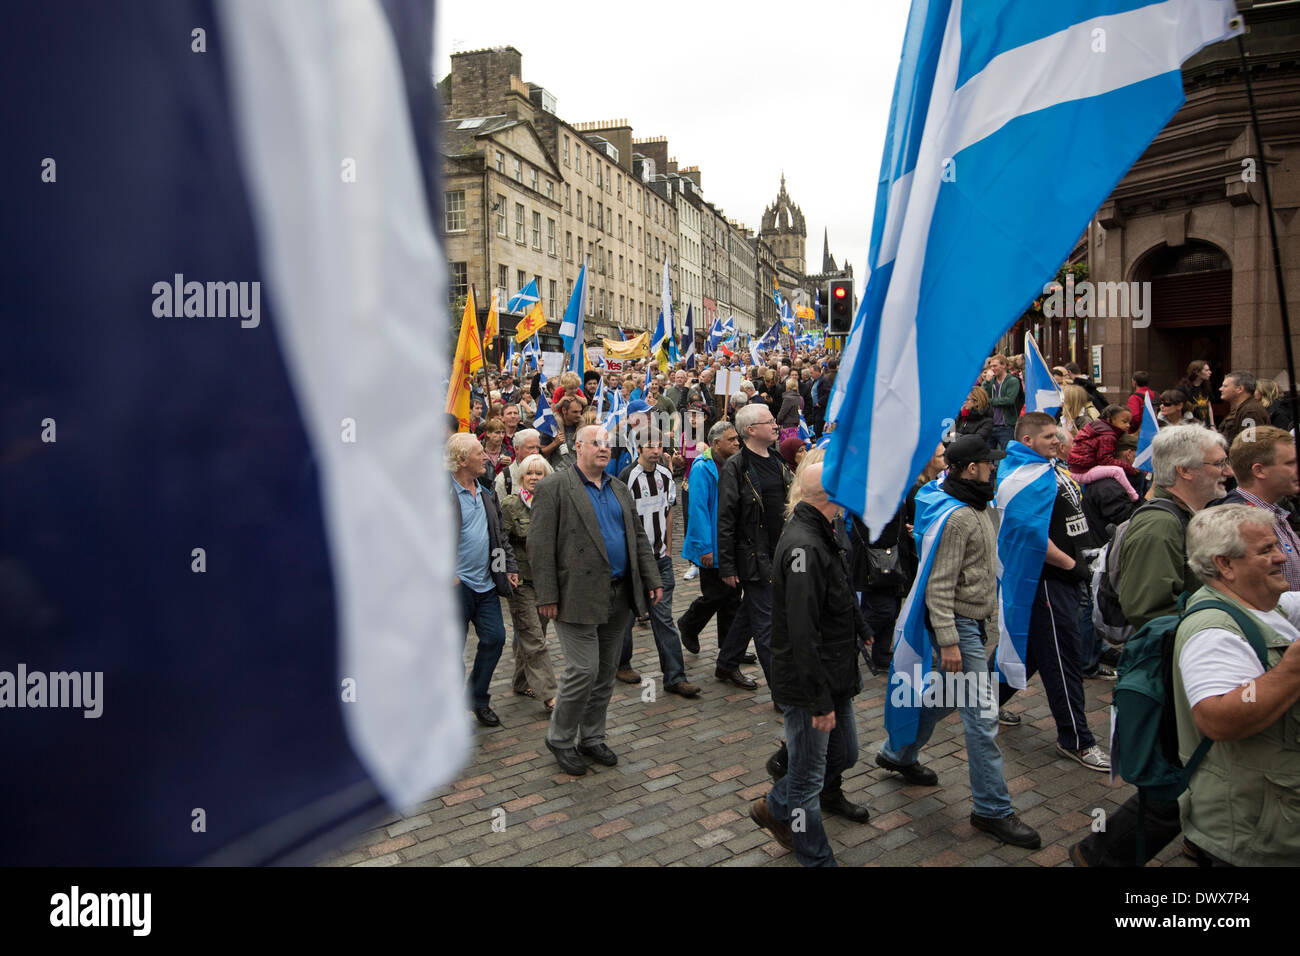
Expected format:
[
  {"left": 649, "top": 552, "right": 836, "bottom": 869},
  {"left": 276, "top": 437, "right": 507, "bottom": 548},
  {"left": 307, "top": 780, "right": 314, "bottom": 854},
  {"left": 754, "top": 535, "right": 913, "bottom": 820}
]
[
  {"left": 1172, "top": 586, "right": 1300, "bottom": 865},
  {"left": 1117, "top": 486, "right": 1198, "bottom": 628},
  {"left": 500, "top": 492, "right": 535, "bottom": 582}
]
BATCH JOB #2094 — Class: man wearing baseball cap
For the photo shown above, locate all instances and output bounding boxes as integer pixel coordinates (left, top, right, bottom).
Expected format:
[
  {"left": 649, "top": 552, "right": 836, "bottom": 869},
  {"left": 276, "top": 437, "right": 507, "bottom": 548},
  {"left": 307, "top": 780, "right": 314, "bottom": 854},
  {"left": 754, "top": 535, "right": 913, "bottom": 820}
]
[{"left": 875, "top": 433, "right": 1041, "bottom": 849}]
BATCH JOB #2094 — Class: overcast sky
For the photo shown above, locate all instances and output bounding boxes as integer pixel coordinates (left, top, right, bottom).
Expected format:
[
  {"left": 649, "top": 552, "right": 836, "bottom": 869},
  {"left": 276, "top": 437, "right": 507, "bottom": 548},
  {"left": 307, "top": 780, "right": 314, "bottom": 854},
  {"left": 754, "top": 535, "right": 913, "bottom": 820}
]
[{"left": 434, "top": 0, "right": 911, "bottom": 283}]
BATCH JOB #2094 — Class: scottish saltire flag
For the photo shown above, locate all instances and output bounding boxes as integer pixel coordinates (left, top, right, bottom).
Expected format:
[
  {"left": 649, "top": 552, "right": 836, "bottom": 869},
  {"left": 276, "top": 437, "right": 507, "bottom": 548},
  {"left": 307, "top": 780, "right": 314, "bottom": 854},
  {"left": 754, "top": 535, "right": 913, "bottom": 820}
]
[
  {"left": 1024, "top": 332, "right": 1063, "bottom": 416},
  {"left": 885, "top": 480, "right": 965, "bottom": 750},
  {"left": 798, "top": 413, "right": 813, "bottom": 446},
  {"left": 506, "top": 278, "right": 540, "bottom": 314},
  {"left": 560, "top": 264, "right": 589, "bottom": 373},
  {"left": 751, "top": 318, "right": 781, "bottom": 367},
  {"left": 684, "top": 305, "right": 697, "bottom": 369},
  {"left": 708, "top": 315, "right": 735, "bottom": 351},
  {"left": 824, "top": 0, "right": 1242, "bottom": 536},
  {"left": 600, "top": 386, "right": 627, "bottom": 434},
  {"left": 3, "top": 0, "right": 468, "bottom": 865},
  {"left": 1135, "top": 391, "right": 1160, "bottom": 473},
  {"left": 796, "top": 333, "right": 815, "bottom": 351},
  {"left": 522, "top": 334, "right": 541, "bottom": 372},
  {"left": 775, "top": 290, "right": 796, "bottom": 335},
  {"left": 993, "top": 439, "right": 1058, "bottom": 689},
  {"left": 534, "top": 377, "right": 557, "bottom": 437}
]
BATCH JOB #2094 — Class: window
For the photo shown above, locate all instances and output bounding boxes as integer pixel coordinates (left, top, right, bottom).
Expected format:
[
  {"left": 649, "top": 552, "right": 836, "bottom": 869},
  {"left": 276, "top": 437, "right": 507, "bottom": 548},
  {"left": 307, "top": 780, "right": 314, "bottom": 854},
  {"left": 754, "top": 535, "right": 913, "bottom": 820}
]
[
  {"left": 564, "top": 184, "right": 571, "bottom": 213},
  {"left": 617, "top": 175, "right": 622, "bottom": 200},
  {"left": 619, "top": 256, "right": 624, "bottom": 282},
  {"left": 530, "top": 167, "right": 539, "bottom": 192},
  {"left": 532, "top": 211, "right": 541, "bottom": 249},
  {"left": 565, "top": 231, "right": 572, "bottom": 262},
  {"left": 576, "top": 189, "right": 582, "bottom": 217},
  {"left": 577, "top": 238, "right": 584, "bottom": 261},
  {"left": 549, "top": 280, "right": 558, "bottom": 317},
  {"left": 546, "top": 180, "right": 554, "bottom": 200},
  {"left": 597, "top": 203, "right": 603, "bottom": 231},
  {"left": 619, "top": 296, "right": 625, "bottom": 324},
  {"left": 495, "top": 151, "right": 505, "bottom": 173},
  {"left": 515, "top": 203, "right": 525, "bottom": 243},
  {"left": 587, "top": 197, "right": 593, "bottom": 225},
  {"left": 495, "top": 194, "right": 507, "bottom": 236},
  {"left": 513, "top": 158, "right": 522, "bottom": 183},
  {"left": 547, "top": 218, "right": 556, "bottom": 255},
  {"left": 607, "top": 249, "right": 613, "bottom": 275},
  {"left": 449, "top": 262, "right": 467, "bottom": 306},
  {"left": 444, "top": 190, "right": 466, "bottom": 232},
  {"left": 586, "top": 151, "right": 591, "bottom": 180},
  {"left": 618, "top": 216, "right": 623, "bottom": 240},
  {"left": 638, "top": 192, "right": 642, "bottom": 213},
  {"left": 517, "top": 269, "right": 526, "bottom": 294},
  {"left": 638, "top": 226, "right": 642, "bottom": 251},
  {"left": 563, "top": 135, "right": 570, "bottom": 165},
  {"left": 598, "top": 289, "right": 605, "bottom": 316},
  {"left": 605, "top": 165, "right": 611, "bottom": 192},
  {"left": 498, "top": 264, "right": 508, "bottom": 295},
  {"left": 597, "top": 252, "right": 604, "bottom": 276},
  {"left": 596, "top": 163, "right": 602, "bottom": 189}
]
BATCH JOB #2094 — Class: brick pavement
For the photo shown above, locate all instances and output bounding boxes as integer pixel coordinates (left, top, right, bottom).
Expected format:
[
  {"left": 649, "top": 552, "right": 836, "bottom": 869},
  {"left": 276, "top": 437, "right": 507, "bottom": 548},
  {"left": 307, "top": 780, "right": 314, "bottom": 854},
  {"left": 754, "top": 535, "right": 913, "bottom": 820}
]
[{"left": 318, "top": 508, "right": 1192, "bottom": 869}]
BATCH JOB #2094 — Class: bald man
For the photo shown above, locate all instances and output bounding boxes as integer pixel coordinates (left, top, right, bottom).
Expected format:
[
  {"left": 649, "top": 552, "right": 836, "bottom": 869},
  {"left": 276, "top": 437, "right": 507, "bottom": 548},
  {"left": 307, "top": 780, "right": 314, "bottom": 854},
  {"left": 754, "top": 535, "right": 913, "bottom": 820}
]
[{"left": 749, "top": 463, "right": 867, "bottom": 866}]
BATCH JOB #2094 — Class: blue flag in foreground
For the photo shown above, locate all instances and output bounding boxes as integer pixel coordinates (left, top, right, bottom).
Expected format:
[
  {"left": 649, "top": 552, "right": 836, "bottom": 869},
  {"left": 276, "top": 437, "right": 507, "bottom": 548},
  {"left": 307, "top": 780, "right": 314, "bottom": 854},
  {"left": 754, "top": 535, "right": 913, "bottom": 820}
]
[
  {"left": 1023, "top": 332, "right": 1063, "bottom": 417},
  {"left": 560, "top": 264, "right": 588, "bottom": 372},
  {"left": 823, "top": 0, "right": 1241, "bottom": 535},
  {"left": 993, "top": 440, "right": 1058, "bottom": 689},
  {"left": 4, "top": 0, "right": 466, "bottom": 864},
  {"left": 534, "top": 373, "right": 557, "bottom": 437},
  {"left": 1135, "top": 392, "right": 1160, "bottom": 473},
  {"left": 885, "top": 480, "right": 964, "bottom": 751}
]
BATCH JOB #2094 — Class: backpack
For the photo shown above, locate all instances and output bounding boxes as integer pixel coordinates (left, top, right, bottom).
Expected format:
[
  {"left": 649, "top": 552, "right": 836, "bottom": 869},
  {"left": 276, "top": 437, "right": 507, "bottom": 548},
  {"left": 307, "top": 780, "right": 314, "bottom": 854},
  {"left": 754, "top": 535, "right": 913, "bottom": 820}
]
[
  {"left": 1112, "top": 595, "right": 1269, "bottom": 862},
  {"left": 1092, "top": 499, "right": 1188, "bottom": 641}
]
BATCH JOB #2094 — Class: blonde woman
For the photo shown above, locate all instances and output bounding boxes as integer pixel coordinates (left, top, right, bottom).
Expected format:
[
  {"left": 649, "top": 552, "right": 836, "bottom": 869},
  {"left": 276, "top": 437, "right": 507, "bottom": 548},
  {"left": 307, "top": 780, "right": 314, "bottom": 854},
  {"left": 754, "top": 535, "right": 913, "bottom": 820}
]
[
  {"left": 501, "top": 454, "right": 558, "bottom": 711},
  {"left": 784, "top": 446, "right": 827, "bottom": 518},
  {"left": 1060, "top": 384, "right": 1098, "bottom": 434}
]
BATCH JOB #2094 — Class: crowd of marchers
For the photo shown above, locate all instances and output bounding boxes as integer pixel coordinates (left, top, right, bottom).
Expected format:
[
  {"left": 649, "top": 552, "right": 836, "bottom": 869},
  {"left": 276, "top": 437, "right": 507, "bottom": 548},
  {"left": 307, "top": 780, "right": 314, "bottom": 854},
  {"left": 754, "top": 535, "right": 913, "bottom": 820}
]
[{"left": 445, "top": 348, "right": 1300, "bottom": 867}]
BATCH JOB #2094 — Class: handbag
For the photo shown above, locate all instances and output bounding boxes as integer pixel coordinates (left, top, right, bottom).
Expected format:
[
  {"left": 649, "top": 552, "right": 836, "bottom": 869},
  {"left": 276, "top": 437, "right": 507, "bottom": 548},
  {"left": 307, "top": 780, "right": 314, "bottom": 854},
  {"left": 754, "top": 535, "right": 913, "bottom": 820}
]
[{"left": 866, "top": 545, "right": 906, "bottom": 588}]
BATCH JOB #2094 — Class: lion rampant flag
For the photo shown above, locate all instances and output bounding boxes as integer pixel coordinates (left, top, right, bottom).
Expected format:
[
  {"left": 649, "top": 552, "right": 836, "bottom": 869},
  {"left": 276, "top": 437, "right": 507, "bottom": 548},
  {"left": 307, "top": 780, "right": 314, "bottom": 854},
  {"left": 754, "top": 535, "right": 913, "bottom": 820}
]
[
  {"left": 514, "top": 299, "right": 546, "bottom": 342},
  {"left": 446, "top": 289, "right": 483, "bottom": 431},
  {"left": 483, "top": 290, "right": 499, "bottom": 357}
]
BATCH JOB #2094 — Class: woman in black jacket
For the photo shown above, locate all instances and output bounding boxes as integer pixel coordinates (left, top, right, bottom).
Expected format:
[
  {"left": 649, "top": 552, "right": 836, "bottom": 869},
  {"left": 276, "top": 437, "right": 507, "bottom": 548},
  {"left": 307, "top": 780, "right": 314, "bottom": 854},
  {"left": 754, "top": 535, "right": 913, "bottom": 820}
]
[{"left": 954, "top": 386, "right": 994, "bottom": 443}]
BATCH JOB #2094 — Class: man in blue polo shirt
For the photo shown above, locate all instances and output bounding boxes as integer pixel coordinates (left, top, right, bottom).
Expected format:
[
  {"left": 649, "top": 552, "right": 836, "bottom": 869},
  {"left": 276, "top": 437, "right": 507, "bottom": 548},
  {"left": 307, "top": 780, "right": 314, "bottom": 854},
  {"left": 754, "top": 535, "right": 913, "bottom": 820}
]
[{"left": 529, "top": 425, "right": 662, "bottom": 775}]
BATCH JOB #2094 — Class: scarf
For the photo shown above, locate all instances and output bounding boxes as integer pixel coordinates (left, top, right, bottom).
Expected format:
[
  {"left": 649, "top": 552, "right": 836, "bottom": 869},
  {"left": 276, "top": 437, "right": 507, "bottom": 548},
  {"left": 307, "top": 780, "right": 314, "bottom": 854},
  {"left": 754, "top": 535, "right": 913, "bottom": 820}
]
[{"left": 943, "top": 474, "right": 994, "bottom": 510}]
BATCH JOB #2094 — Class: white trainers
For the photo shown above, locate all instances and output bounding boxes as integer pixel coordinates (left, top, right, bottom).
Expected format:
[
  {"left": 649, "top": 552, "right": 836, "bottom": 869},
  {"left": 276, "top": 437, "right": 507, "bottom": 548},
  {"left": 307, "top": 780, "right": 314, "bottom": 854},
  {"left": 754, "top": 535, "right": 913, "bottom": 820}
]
[
  {"left": 683, "top": 565, "right": 699, "bottom": 580},
  {"left": 1057, "top": 743, "right": 1110, "bottom": 772}
]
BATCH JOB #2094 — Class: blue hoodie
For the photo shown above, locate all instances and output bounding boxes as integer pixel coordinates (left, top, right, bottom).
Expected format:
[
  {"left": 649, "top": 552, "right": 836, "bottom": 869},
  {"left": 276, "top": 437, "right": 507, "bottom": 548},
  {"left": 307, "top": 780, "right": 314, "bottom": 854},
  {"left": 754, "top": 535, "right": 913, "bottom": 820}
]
[{"left": 682, "top": 448, "right": 720, "bottom": 566}]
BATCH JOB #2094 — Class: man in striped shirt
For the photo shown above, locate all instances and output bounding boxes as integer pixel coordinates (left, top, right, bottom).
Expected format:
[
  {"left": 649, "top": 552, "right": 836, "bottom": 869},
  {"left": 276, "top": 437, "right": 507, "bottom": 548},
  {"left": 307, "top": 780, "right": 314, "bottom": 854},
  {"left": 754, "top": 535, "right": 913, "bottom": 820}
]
[{"left": 614, "top": 437, "right": 701, "bottom": 697}]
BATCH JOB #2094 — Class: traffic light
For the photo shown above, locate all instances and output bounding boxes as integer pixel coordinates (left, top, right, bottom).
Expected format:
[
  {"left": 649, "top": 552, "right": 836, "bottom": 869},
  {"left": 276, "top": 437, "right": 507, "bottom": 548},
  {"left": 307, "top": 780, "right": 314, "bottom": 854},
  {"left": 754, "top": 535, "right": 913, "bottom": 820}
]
[{"left": 828, "top": 279, "right": 853, "bottom": 334}]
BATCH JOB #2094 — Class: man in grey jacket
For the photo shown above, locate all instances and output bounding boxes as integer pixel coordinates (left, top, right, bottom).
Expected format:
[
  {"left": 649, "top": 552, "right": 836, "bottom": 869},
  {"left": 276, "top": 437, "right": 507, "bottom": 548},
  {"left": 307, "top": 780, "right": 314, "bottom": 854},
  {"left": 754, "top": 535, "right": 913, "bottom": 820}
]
[
  {"left": 875, "top": 435, "right": 1040, "bottom": 849},
  {"left": 529, "top": 425, "right": 663, "bottom": 776}
]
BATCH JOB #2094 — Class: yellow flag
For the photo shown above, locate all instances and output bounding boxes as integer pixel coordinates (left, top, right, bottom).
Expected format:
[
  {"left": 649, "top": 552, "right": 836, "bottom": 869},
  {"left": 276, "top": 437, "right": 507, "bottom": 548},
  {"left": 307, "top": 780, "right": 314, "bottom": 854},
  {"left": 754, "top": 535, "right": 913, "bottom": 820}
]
[
  {"left": 446, "top": 289, "right": 483, "bottom": 430},
  {"left": 484, "top": 290, "right": 499, "bottom": 342},
  {"left": 515, "top": 300, "right": 546, "bottom": 342},
  {"left": 601, "top": 331, "right": 650, "bottom": 359}
]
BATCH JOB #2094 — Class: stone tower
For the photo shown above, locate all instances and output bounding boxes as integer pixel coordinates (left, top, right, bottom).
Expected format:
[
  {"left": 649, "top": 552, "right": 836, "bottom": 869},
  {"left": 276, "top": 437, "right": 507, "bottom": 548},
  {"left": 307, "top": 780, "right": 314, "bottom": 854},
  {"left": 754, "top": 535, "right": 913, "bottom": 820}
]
[{"left": 759, "top": 173, "right": 806, "bottom": 277}]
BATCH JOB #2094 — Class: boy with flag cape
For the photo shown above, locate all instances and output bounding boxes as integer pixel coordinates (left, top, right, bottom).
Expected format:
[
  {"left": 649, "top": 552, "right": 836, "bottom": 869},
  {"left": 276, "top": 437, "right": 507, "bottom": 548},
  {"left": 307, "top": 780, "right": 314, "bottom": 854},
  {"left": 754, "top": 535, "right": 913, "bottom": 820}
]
[
  {"left": 878, "top": 435, "right": 1040, "bottom": 849},
  {"left": 991, "top": 413, "right": 1109, "bottom": 772}
]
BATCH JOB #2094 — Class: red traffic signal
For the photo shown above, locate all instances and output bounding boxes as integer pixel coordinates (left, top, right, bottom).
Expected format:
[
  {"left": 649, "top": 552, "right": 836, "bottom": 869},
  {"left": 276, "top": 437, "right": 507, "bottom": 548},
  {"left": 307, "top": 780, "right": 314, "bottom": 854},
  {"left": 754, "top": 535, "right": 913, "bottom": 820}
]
[
  {"left": 833, "top": 286, "right": 847, "bottom": 299},
  {"left": 827, "top": 279, "right": 853, "bottom": 334}
]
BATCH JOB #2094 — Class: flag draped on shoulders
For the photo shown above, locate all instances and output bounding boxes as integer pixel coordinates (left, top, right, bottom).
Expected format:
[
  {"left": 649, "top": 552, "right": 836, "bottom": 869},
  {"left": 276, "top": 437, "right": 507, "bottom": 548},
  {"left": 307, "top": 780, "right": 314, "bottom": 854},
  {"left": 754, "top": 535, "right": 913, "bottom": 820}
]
[
  {"left": 993, "top": 439, "right": 1057, "bottom": 689},
  {"left": 885, "top": 479, "right": 965, "bottom": 751}
]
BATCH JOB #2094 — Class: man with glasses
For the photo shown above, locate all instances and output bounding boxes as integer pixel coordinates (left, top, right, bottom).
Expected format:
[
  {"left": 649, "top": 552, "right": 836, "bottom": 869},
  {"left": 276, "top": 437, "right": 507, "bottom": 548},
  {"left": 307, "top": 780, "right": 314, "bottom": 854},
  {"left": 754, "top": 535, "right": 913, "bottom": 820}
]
[
  {"left": 529, "top": 425, "right": 663, "bottom": 776},
  {"left": 1070, "top": 424, "right": 1229, "bottom": 866},
  {"left": 1211, "top": 427, "right": 1300, "bottom": 590},
  {"left": 715, "top": 403, "right": 792, "bottom": 692}
]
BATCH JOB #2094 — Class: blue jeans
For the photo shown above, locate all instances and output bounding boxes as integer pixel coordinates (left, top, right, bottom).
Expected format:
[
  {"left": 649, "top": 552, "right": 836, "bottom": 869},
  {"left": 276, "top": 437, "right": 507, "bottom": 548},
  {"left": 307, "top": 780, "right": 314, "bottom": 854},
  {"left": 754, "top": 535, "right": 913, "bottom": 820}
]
[
  {"left": 717, "top": 580, "right": 773, "bottom": 684},
  {"left": 766, "top": 697, "right": 857, "bottom": 867},
  {"left": 1077, "top": 581, "right": 1104, "bottom": 675},
  {"left": 458, "top": 582, "right": 507, "bottom": 709},
  {"left": 881, "top": 615, "right": 1013, "bottom": 819},
  {"left": 620, "top": 554, "right": 686, "bottom": 686},
  {"left": 991, "top": 423, "right": 1014, "bottom": 452}
]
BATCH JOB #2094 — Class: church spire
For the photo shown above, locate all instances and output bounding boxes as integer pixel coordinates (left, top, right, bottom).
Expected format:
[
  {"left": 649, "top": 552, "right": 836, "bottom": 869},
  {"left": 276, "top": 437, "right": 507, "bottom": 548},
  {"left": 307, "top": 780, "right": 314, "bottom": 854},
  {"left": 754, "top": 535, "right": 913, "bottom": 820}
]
[{"left": 822, "top": 228, "right": 837, "bottom": 273}]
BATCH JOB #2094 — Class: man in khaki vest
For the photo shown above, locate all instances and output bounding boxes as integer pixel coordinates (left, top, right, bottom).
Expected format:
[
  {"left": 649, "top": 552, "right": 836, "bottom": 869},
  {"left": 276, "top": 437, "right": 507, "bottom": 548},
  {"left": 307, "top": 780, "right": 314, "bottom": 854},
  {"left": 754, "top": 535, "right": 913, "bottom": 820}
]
[{"left": 1173, "top": 503, "right": 1300, "bottom": 865}]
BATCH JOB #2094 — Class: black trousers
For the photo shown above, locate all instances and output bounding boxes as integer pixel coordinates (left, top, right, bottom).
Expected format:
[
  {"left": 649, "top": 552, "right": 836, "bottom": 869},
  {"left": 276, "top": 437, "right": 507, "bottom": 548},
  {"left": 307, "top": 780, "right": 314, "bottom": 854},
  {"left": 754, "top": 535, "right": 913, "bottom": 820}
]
[
  {"left": 1074, "top": 791, "right": 1181, "bottom": 866},
  {"left": 678, "top": 566, "right": 741, "bottom": 650},
  {"left": 860, "top": 588, "right": 902, "bottom": 666}
]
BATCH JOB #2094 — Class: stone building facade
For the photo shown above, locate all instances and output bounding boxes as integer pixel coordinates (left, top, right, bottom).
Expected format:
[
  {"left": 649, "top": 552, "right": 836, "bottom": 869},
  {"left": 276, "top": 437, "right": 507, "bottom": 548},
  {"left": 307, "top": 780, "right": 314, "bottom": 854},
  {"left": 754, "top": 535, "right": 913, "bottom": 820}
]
[{"left": 728, "top": 221, "right": 758, "bottom": 335}]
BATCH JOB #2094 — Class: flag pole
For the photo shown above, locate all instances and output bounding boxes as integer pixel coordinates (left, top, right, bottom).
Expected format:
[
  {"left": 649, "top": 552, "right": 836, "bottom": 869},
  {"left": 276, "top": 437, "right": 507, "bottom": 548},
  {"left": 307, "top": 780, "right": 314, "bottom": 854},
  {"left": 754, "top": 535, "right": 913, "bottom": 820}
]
[{"left": 1237, "top": 29, "right": 1299, "bottom": 435}]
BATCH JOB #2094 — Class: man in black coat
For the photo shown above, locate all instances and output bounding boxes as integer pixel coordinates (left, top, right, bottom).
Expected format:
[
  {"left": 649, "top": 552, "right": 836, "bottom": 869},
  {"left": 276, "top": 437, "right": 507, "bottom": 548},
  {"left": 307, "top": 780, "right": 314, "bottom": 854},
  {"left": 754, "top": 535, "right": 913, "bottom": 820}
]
[{"left": 748, "top": 463, "right": 865, "bottom": 866}]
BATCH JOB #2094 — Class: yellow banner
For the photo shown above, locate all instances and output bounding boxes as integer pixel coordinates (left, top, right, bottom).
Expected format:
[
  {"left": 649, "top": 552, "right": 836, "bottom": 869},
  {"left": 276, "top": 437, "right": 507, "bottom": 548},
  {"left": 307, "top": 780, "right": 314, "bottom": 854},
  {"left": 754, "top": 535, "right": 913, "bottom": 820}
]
[
  {"left": 600, "top": 331, "right": 649, "bottom": 359},
  {"left": 514, "top": 301, "right": 546, "bottom": 342},
  {"left": 446, "top": 290, "right": 483, "bottom": 430},
  {"left": 795, "top": 305, "right": 814, "bottom": 320},
  {"left": 484, "top": 290, "right": 499, "bottom": 341}
]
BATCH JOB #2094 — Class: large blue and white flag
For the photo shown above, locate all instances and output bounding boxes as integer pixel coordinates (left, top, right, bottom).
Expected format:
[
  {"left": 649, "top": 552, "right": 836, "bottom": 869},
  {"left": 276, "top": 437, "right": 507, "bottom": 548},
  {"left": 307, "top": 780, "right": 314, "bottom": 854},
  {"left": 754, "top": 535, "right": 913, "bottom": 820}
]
[
  {"left": 3, "top": 0, "right": 468, "bottom": 865},
  {"left": 1024, "top": 332, "right": 1063, "bottom": 417},
  {"left": 798, "top": 412, "right": 813, "bottom": 446},
  {"left": 824, "top": 0, "right": 1242, "bottom": 536},
  {"left": 683, "top": 304, "right": 695, "bottom": 369},
  {"left": 1134, "top": 391, "right": 1160, "bottom": 473},
  {"left": 885, "top": 480, "right": 965, "bottom": 751},
  {"left": 993, "top": 439, "right": 1058, "bottom": 689},
  {"left": 750, "top": 318, "right": 781, "bottom": 367},
  {"left": 774, "top": 288, "right": 796, "bottom": 335},
  {"left": 506, "top": 278, "right": 540, "bottom": 315},
  {"left": 560, "top": 263, "right": 589, "bottom": 373}
]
